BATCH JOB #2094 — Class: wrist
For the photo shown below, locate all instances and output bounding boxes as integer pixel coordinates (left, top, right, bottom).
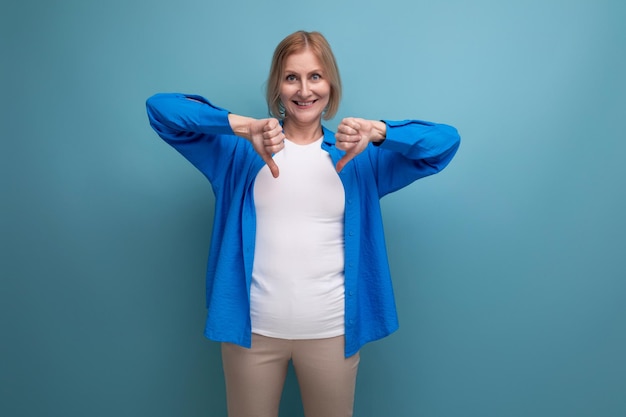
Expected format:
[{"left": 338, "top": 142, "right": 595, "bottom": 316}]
[
  {"left": 372, "top": 120, "right": 387, "bottom": 143},
  {"left": 228, "top": 114, "right": 253, "bottom": 140}
]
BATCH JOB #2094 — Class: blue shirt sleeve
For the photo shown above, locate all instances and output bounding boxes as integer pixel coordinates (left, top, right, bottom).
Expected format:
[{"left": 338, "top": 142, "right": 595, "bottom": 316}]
[
  {"left": 369, "top": 119, "right": 461, "bottom": 197},
  {"left": 145, "top": 93, "right": 251, "bottom": 185},
  {"left": 146, "top": 93, "right": 234, "bottom": 138}
]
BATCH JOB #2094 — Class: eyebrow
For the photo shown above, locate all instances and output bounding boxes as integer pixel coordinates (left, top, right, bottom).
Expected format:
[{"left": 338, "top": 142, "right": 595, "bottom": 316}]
[{"left": 283, "top": 68, "right": 324, "bottom": 75}]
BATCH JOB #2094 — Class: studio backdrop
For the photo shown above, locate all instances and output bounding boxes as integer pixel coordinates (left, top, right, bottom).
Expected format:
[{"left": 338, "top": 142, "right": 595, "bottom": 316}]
[{"left": 2, "top": 0, "right": 625, "bottom": 416}]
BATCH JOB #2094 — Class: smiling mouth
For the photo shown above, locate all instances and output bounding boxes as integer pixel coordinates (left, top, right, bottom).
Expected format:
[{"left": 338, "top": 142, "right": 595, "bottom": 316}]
[{"left": 294, "top": 100, "right": 317, "bottom": 106}]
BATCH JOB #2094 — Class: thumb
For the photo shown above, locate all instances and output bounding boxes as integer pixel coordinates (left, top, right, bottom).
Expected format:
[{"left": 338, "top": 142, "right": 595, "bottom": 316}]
[
  {"left": 264, "top": 156, "right": 280, "bottom": 178},
  {"left": 335, "top": 153, "right": 354, "bottom": 173}
]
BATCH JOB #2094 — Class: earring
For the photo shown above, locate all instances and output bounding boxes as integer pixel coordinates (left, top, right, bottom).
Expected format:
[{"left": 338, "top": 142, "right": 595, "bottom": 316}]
[{"left": 278, "top": 101, "right": 285, "bottom": 118}]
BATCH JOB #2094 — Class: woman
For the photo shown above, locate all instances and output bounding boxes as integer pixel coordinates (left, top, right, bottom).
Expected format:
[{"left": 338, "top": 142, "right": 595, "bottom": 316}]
[{"left": 146, "top": 30, "right": 460, "bottom": 417}]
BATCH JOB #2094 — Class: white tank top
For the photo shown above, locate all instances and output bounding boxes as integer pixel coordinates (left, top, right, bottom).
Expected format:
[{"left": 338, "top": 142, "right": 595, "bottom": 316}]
[{"left": 250, "top": 137, "right": 346, "bottom": 339}]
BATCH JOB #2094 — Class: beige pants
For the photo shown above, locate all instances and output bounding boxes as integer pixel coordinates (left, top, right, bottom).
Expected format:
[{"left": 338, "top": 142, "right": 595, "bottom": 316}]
[{"left": 221, "top": 333, "right": 360, "bottom": 417}]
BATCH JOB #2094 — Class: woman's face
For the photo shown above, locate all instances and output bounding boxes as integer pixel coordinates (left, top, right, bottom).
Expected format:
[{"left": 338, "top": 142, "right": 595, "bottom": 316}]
[{"left": 280, "top": 49, "right": 330, "bottom": 126}]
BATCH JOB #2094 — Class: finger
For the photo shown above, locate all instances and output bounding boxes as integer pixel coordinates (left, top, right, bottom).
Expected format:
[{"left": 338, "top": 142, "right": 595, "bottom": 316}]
[
  {"left": 341, "top": 118, "right": 362, "bottom": 132},
  {"left": 264, "top": 133, "right": 285, "bottom": 148},
  {"left": 337, "top": 124, "right": 356, "bottom": 135},
  {"left": 266, "top": 140, "right": 285, "bottom": 155},
  {"left": 335, "top": 132, "right": 361, "bottom": 144},
  {"left": 341, "top": 119, "right": 360, "bottom": 131},
  {"left": 347, "top": 122, "right": 361, "bottom": 133},
  {"left": 264, "top": 118, "right": 279, "bottom": 131},
  {"left": 264, "top": 120, "right": 284, "bottom": 140},
  {"left": 263, "top": 125, "right": 281, "bottom": 139}
]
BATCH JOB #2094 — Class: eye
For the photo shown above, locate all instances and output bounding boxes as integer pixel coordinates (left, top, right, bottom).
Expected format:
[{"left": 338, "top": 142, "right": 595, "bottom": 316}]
[
  {"left": 311, "top": 73, "right": 322, "bottom": 81},
  {"left": 285, "top": 74, "right": 297, "bottom": 82}
]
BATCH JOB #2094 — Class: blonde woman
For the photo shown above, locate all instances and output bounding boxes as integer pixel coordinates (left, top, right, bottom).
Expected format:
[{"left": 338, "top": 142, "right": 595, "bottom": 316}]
[{"left": 146, "top": 30, "right": 460, "bottom": 417}]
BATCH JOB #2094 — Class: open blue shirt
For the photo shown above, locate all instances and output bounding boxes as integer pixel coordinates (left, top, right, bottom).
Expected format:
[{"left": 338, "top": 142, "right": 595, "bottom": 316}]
[{"left": 146, "top": 93, "right": 460, "bottom": 357}]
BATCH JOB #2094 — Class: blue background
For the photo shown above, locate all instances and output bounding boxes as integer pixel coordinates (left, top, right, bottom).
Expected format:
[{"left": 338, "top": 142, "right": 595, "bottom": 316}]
[{"left": 2, "top": 0, "right": 625, "bottom": 416}]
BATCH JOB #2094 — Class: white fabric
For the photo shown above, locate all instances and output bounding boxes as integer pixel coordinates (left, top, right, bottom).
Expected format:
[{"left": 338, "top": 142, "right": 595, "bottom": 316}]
[{"left": 251, "top": 137, "right": 346, "bottom": 339}]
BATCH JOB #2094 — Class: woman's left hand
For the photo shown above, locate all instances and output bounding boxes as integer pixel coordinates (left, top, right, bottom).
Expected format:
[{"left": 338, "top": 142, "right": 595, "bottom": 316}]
[{"left": 335, "top": 118, "right": 386, "bottom": 173}]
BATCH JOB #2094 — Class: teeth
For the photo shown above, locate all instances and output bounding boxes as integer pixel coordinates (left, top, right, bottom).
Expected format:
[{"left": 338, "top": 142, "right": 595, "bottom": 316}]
[{"left": 296, "top": 101, "right": 314, "bottom": 106}]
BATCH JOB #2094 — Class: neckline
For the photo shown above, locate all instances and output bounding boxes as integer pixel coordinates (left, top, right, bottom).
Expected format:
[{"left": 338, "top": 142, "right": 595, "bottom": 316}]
[{"left": 284, "top": 136, "right": 324, "bottom": 148}]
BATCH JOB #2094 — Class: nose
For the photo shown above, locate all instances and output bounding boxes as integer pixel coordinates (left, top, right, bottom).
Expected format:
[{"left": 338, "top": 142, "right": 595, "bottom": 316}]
[{"left": 299, "top": 80, "right": 310, "bottom": 97}]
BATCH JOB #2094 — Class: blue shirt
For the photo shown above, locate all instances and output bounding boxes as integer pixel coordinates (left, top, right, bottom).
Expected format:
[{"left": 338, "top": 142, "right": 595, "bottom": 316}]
[{"left": 146, "top": 93, "right": 460, "bottom": 357}]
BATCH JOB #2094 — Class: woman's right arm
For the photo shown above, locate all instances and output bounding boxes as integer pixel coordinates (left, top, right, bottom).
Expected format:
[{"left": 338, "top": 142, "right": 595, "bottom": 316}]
[
  {"left": 146, "top": 93, "right": 284, "bottom": 178},
  {"left": 146, "top": 93, "right": 233, "bottom": 141}
]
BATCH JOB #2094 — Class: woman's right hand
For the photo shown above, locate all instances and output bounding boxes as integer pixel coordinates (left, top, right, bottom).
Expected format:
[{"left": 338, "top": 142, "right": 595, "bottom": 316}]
[
  {"left": 249, "top": 118, "right": 284, "bottom": 178},
  {"left": 229, "top": 114, "right": 285, "bottom": 178}
]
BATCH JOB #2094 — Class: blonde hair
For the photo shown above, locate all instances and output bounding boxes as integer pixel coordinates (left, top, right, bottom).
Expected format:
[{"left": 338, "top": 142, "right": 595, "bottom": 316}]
[{"left": 266, "top": 31, "right": 342, "bottom": 120}]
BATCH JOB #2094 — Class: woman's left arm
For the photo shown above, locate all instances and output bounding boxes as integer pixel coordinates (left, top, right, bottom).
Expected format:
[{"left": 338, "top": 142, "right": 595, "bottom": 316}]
[{"left": 335, "top": 117, "right": 461, "bottom": 196}]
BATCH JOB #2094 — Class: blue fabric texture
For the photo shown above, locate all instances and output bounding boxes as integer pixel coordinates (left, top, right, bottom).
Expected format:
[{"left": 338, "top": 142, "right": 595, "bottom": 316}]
[{"left": 146, "top": 93, "right": 460, "bottom": 357}]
